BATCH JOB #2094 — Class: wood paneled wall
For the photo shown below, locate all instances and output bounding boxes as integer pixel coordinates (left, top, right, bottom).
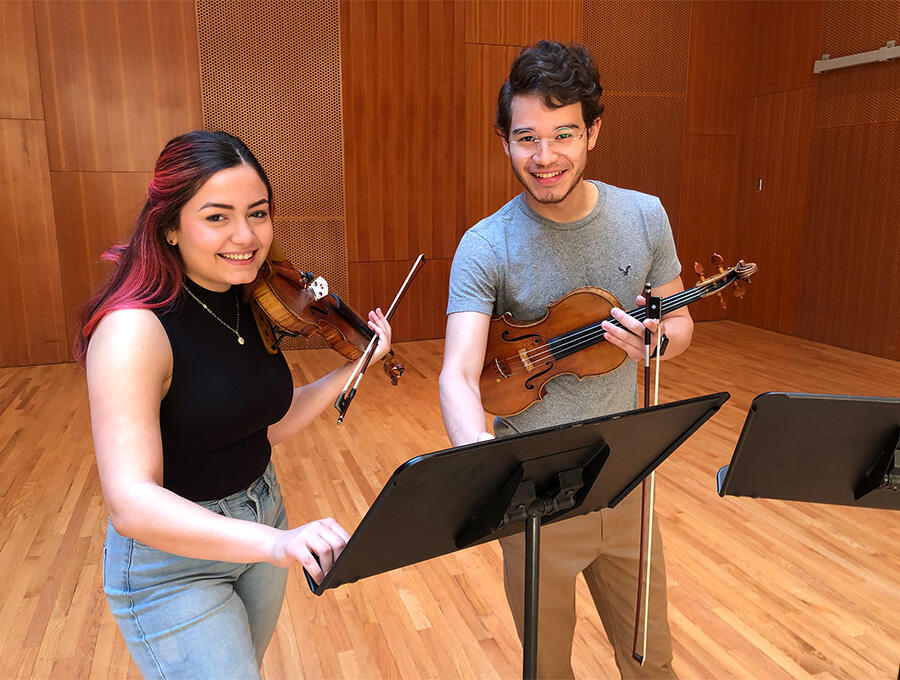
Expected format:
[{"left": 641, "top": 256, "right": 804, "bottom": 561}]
[
  {"left": 728, "top": 2, "right": 822, "bottom": 337},
  {"left": 0, "top": 3, "right": 67, "bottom": 366},
  {"left": 2, "top": 0, "right": 897, "bottom": 364},
  {"left": 678, "top": 1, "right": 753, "bottom": 321},
  {"left": 0, "top": 120, "right": 68, "bottom": 367},
  {"left": 35, "top": 1, "right": 201, "bottom": 173},
  {"left": 731, "top": 87, "right": 817, "bottom": 334},
  {"left": 50, "top": 171, "right": 153, "bottom": 344},
  {"left": 341, "top": 0, "right": 581, "bottom": 342},
  {"left": 0, "top": 1, "right": 43, "bottom": 120},
  {"left": 196, "top": 0, "right": 346, "bottom": 350},
  {"left": 340, "top": 0, "right": 467, "bottom": 342},
  {"left": 36, "top": 0, "right": 202, "bottom": 349},
  {"left": 463, "top": 43, "right": 523, "bottom": 229},
  {"left": 682, "top": 0, "right": 899, "bottom": 360},
  {"left": 798, "top": 1, "right": 900, "bottom": 359},
  {"left": 583, "top": 0, "right": 691, "bottom": 243},
  {"left": 0, "top": 0, "right": 201, "bottom": 367}
]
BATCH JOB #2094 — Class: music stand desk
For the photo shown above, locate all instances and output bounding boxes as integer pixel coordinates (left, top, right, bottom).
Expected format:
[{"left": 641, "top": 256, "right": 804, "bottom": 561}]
[
  {"left": 312, "top": 391, "right": 730, "bottom": 594},
  {"left": 718, "top": 392, "right": 900, "bottom": 510}
]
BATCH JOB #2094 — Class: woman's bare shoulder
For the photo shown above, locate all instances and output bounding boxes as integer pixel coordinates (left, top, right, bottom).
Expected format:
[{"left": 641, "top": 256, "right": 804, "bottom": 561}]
[{"left": 86, "top": 309, "right": 172, "bottom": 390}]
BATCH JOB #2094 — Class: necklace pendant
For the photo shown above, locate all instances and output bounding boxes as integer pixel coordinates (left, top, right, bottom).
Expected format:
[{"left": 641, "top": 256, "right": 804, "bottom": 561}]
[{"left": 238, "top": 336, "right": 245, "bottom": 345}]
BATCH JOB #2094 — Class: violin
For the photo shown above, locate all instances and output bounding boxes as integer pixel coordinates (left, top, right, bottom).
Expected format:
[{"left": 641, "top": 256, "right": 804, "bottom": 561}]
[
  {"left": 245, "top": 243, "right": 405, "bottom": 384},
  {"left": 479, "top": 256, "right": 758, "bottom": 417}
]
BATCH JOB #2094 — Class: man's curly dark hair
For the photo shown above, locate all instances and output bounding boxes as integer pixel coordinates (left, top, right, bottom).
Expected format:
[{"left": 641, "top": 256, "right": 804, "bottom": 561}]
[{"left": 496, "top": 40, "right": 604, "bottom": 139}]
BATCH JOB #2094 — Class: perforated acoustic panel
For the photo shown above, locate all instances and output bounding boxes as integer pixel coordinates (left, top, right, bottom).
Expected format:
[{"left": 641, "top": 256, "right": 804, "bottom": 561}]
[
  {"left": 582, "top": 1, "right": 691, "bottom": 241},
  {"left": 197, "top": 0, "right": 346, "bottom": 349},
  {"left": 588, "top": 95, "right": 686, "bottom": 239},
  {"left": 814, "top": 0, "right": 900, "bottom": 128},
  {"left": 583, "top": 0, "right": 691, "bottom": 94}
]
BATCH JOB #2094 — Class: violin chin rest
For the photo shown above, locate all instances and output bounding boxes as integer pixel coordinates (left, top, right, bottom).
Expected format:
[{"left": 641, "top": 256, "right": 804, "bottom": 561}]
[
  {"left": 268, "top": 242, "right": 288, "bottom": 262},
  {"left": 249, "top": 302, "right": 280, "bottom": 355}
]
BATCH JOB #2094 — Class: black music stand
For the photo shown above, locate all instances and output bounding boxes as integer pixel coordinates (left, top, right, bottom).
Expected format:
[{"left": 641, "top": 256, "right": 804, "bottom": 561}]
[
  {"left": 718, "top": 392, "right": 900, "bottom": 509},
  {"left": 308, "top": 392, "right": 729, "bottom": 679}
]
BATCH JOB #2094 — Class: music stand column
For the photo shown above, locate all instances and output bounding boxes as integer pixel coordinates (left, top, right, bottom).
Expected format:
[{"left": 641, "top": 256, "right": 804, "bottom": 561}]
[
  {"left": 524, "top": 513, "right": 540, "bottom": 678},
  {"left": 509, "top": 472, "right": 583, "bottom": 679}
]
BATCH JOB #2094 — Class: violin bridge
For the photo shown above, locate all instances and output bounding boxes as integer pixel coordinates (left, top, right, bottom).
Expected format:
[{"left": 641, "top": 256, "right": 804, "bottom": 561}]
[{"left": 518, "top": 348, "right": 534, "bottom": 372}]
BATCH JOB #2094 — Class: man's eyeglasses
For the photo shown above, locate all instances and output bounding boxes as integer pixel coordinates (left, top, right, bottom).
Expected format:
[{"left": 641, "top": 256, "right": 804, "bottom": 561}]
[{"left": 507, "top": 130, "right": 586, "bottom": 156}]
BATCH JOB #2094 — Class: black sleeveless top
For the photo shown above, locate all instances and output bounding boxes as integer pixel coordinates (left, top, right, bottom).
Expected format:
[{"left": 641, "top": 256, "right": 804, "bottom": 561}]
[{"left": 156, "top": 282, "right": 293, "bottom": 501}]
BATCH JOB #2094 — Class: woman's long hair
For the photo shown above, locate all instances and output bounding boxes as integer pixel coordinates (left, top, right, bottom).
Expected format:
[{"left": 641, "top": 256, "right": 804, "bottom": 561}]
[{"left": 74, "top": 130, "right": 273, "bottom": 363}]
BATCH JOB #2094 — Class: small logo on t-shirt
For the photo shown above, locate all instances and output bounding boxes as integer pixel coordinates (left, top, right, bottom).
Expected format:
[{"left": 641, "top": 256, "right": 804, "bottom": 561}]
[{"left": 619, "top": 265, "right": 631, "bottom": 276}]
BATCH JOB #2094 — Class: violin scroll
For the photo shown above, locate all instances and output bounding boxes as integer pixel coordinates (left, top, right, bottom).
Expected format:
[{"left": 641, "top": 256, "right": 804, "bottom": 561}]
[
  {"left": 694, "top": 254, "right": 757, "bottom": 309},
  {"left": 383, "top": 359, "right": 404, "bottom": 385}
]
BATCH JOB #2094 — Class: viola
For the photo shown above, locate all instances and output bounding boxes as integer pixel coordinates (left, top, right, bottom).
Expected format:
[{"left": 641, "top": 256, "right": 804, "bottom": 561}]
[
  {"left": 479, "top": 256, "right": 757, "bottom": 417},
  {"left": 245, "top": 245, "right": 405, "bottom": 384}
]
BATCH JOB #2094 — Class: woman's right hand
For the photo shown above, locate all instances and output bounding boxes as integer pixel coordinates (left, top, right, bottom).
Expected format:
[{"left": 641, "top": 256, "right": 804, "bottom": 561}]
[
  {"left": 271, "top": 518, "right": 351, "bottom": 582},
  {"left": 366, "top": 307, "right": 393, "bottom": 363}
]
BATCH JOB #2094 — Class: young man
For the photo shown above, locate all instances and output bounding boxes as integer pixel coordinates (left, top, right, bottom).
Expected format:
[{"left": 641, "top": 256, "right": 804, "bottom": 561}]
[{"left": 439, "top": 41, "right": 692, "bottom": 679}]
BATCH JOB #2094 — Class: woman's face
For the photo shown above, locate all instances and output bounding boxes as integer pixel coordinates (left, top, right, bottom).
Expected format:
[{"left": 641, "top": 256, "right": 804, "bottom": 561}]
[{"left": 169, "top": 164, "right": 273, "bottom": 291}]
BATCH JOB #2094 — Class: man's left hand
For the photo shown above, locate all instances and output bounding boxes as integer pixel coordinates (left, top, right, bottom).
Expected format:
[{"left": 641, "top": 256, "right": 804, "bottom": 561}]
[{"left": 600, "top": 295, "right": 665, "bottom": 363}]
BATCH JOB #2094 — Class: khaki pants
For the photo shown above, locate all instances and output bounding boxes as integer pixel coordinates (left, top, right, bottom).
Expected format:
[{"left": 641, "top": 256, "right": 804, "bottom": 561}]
[{"left": 500, "top": 488, "right": 676, "bottom": 679}]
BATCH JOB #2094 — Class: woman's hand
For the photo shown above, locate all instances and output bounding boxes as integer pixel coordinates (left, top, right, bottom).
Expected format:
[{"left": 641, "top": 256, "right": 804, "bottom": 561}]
[
  {"left": 270, "top": 517, "right": 351, "bottom": 582},
  {"left": 268, "top": 308, "right": 393, "bottom": 444},
  {"left": 367, "top": 307, "right": 393, "bottom": 362}
]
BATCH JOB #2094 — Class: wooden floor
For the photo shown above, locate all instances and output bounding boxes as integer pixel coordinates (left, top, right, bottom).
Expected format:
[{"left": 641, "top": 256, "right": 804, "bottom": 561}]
[{"left": 1, "top": 321, "right": 898, "bottom": 679}]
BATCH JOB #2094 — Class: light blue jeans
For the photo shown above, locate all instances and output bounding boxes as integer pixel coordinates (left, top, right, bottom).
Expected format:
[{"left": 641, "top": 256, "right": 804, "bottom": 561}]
[{"left": 103, "top": 461, "right": 288, "bottom": 679}]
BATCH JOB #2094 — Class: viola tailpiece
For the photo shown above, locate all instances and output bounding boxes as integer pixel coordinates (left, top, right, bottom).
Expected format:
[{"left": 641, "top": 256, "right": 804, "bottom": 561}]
[{"left": 479, "top": 255, "right": 758, "bottom": 417}]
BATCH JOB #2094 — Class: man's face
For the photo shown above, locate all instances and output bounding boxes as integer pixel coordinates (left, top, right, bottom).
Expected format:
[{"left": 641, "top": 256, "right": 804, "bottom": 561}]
[{"left": 502, "top": 94, "right": 600, "bottom": 209}]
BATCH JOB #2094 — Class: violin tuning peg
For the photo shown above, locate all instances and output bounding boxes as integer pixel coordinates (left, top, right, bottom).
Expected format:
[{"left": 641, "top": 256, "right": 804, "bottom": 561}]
[
  {"left": 694, "top": 261, "right": 706, "bottom": 281},
  {"left": 732, "top": 280, "right": 747, "bottom": 299},
  {"left": 711, "top": 253, "right": 726, "bottom": 274}
]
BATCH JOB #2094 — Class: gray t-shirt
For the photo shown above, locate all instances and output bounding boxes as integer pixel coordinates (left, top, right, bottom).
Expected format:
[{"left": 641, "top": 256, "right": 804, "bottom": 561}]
[{"left": 447, "top": 180, "right": 681, "bottom": 436}]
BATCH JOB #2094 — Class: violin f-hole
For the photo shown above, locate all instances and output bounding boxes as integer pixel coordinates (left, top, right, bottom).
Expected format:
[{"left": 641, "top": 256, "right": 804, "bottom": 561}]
[
  {"left": 524, "top": 362, "right": 554, "bottom": 392},
  {"left": 500, "top": 330, "right": 542, "bottom": 345}
]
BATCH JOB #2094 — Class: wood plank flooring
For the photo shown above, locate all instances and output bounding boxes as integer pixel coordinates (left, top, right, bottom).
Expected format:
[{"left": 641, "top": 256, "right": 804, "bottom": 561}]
[{"left": 0, "top": 321, "right": 898, "bottom": 679}]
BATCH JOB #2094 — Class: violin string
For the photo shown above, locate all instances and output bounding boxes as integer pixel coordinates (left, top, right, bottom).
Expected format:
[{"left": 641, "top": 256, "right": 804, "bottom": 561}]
[
  {"left": 512, "top": 286, "right": 696, "bottom": 367},
  {"left": 494, "top": 287, "right": 701, "bottom": 376},
  {"left": 505, "top": 285, "right": 704, "bottom": 371},
  {"left": 494, "top": 271, "right": 741, "bottom": 376}
]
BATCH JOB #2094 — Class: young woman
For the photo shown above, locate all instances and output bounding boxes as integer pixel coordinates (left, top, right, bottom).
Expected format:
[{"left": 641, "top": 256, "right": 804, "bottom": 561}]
[{"left": 77, "top": 130, "right": 390, "bottom": 678}]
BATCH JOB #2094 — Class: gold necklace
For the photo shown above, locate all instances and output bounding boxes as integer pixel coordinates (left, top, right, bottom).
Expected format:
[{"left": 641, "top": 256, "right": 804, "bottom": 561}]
[{"left": 183, "top": 283, "right": 245, "bottom": 345}]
